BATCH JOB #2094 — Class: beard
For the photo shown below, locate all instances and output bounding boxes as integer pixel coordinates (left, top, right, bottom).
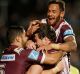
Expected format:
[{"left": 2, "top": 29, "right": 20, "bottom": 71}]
[{"left": 47, "top": 15, "right": 61, "bottom": 26}]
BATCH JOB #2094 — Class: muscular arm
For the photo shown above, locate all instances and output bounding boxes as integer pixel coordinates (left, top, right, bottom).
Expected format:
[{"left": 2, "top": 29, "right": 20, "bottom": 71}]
[
  {"left": 43, "top": 51, "right": 64, "bottom": 64},
  {"left": 37, "top": 36, "right": 77, "bottom": 52},
  {"left": 27, "top": 49, "right": 64, "bottom": 65},
  {"left": 49, "top": 36, "right": 77, "bottom": 52},
  {"left": 58, "top": 36, "right": 77, "bottom": 52}
]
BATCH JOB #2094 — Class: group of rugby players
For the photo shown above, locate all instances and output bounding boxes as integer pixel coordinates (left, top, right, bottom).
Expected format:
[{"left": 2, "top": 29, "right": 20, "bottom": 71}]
[{"left": 0, "top": 0, "right": 77, "bottom": 74}]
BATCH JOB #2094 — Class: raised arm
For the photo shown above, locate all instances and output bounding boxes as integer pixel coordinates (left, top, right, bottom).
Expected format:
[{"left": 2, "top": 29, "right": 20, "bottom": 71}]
[{"left": 26, "top": 20, "right": 41, "bottom": 36}]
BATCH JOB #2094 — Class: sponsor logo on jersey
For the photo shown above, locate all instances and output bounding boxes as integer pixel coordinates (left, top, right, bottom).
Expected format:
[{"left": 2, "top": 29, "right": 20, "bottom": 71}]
[
  {"left": 28, "top": 50, "right": 39, "bottom": 60},
  {"left": 0, "top": 54, "right": 15, "bottom": 61},
  {"left": 64, "top": 29, "right": 74, "bottom": 36}
]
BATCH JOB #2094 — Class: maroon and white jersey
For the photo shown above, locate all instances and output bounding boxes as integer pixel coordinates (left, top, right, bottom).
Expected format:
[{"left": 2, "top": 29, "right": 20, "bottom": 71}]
[
  {"left": 41, "top": 19, "right": 75, "bottom": 43},
  {"left": 50, "top": 19, "right": 75, "bottom": 74},
  {"left": 41, "top": 19, "right": 75, "bottom": 74},
  {"left": 0, "top": 45, "right": 44, "bottom": 74}
]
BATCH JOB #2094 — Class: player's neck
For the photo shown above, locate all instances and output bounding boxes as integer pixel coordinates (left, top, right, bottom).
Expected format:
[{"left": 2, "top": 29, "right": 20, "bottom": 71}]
[
  {"left": 11, "top": 42, "right": 23, "bottom": 48},
  {"left": 57, "top": 18, "right": 64, "bottom": 25}
]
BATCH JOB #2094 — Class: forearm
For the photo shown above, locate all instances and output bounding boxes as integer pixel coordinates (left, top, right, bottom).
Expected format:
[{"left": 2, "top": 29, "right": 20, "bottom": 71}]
[
  {"left": 27, "top": 49, "right": 64, "bottom": 65},
  {"left": 59, "top": 41, "right": 77, "bottom": 52},
  {"left": 43, "top": 51, "right": 64, "bottom": 64},
  {"left": 49, "top": 36, "right": 77, "bottom": 52},
  {"left": 51, "top": 41, "right": 77, "bottom": 52}
]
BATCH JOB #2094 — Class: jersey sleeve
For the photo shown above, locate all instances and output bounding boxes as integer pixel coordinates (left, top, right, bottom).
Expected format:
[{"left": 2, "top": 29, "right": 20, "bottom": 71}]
[
  {"left": 16, "top": 48, "right": 45, "bottom": 64},
  {"left": 27, "top": 50, "right": 45, "bottom": 63},
  {"left": 61, "top": 25, "right": 75, "bottom": 40}
]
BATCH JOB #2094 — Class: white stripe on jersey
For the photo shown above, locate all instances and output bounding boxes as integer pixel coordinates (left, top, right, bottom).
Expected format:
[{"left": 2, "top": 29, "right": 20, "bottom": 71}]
[
  {"left": 55, "top": 21, "right": 65, "bottom": 42},
  {"left": 60, "top": 55, "right": 70, "bottom": 74}
]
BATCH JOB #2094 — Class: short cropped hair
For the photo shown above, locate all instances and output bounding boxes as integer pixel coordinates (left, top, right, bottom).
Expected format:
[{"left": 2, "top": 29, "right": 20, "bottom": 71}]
[
  {"left": 32, "top": 24, "right": 56, "bottom": 42},
  {"left": 7, "top": 26, "right": 24, "bottom": 44},
  {"left": 48, "top": 0, "right": 65, "bottom": 11}
]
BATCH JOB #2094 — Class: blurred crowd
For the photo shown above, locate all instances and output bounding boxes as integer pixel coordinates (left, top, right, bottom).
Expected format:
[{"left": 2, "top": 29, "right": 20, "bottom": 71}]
[{"left": 0, "top": 0, "right": 80, "bottom": 71}]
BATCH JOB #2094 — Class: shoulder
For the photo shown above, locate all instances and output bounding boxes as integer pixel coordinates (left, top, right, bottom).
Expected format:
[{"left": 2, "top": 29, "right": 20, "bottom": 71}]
[
  {"left": 61, "top": 21, "right": 75, "bottom": 36},
  {"left": 14, "top": 48, "right": 24, "bottom": 54},
  {"left": 61, "top": 20, "right": 72, "bottom": 30}
]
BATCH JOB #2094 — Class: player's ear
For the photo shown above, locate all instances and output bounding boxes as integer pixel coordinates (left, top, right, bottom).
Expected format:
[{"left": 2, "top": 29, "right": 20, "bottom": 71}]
[{"left": 60, "top": 11, "right": 65, "bottom": 18}]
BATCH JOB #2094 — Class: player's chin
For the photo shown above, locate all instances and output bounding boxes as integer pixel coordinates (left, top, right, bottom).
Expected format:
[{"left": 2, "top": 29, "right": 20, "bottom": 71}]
[{"left": 48, "top": 20, "right": 55, "bottom": 25}]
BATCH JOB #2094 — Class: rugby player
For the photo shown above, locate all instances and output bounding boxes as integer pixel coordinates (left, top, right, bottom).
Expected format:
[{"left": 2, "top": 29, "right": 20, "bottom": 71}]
[
  {"left": 26, "top": 0, "right": 77, "bottom": 74},
  {"left": 0, "top": 26, "right": 63, "bottom": 74}
]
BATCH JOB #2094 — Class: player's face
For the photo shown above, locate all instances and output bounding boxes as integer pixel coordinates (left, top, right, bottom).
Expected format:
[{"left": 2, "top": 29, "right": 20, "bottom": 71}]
[
  {"left": 42, "top": 37, "right": 51, "bottom": 45},
  {"left": 35, "top": 34, "right": 51, "bottom": 47},
  {"left": 47, "top": 4, "right": 62, "bottom": 26},
  {"left": 35, "top": 34, "right": 43, "bottom": 47}
]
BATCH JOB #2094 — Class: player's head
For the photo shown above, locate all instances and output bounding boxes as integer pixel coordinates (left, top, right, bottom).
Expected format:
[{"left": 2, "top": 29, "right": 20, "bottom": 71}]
[
  {"left": 7, "top": 26, "right": 28, "bottom": 47},
  {"left": 32, "top": 24, "right": 56, "bottom": 46},
  {"left": 47, "top": 0, "right": 65, "bottom": 26}
]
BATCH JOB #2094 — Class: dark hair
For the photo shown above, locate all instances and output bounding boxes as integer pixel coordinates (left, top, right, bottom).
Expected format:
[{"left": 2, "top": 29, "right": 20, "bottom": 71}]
[
  {"left": 32, "top": 24, "right": 56, "bottom": 42},
  {"left": 48, "top": 0, "right": 65, "bottom": 11},
  {"left": 7, "top": 26, "right": 24, "bottom": 44}
]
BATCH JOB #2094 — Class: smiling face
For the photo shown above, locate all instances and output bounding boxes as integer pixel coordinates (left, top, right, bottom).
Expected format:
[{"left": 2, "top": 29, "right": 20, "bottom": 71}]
[{"left": 47, "top": 4, "right": 64, "bottom": 26}]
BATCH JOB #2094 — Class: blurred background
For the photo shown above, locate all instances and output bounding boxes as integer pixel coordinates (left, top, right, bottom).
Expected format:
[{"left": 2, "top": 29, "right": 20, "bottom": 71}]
[{"left": 0, "top": 0, "right": 80, "bottom": 72}]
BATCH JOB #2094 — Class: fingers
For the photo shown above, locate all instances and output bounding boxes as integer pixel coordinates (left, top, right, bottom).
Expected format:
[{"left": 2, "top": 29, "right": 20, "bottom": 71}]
[
  {"left": 27, "top": 20, "right": 41, "bottom": 35},
  {"left": 37, "top": 46, "right": 45, "bottom": 52},
  {"left": 37, "top": 47, "right": 42, "bottom": 51},
  {"left": 31, "top": 25, "right": 39, "bottom": 33},
  {"left": 29, "top": 20, "right": 41, "bottom": 26},
  {"left": 26, "top": 40, "right": 36, "bottom": 49},
  {"left": 27, "top": 44, "right": 36, "bottom": 49}
]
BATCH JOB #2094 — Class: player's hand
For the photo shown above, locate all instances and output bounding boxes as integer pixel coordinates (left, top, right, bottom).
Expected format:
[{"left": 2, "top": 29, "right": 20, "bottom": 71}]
[
  {"left": 37, "top": 44, "right": 52, "bottom": 52},
  {"left": 27, "top": 20, "right": 41, "bottom": 36},
  {"left": 26, "top": 40, "right": 36, "bottom": 49},
  {"left": 37, "top": 46, "right": 45, "bottom": 52}
]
